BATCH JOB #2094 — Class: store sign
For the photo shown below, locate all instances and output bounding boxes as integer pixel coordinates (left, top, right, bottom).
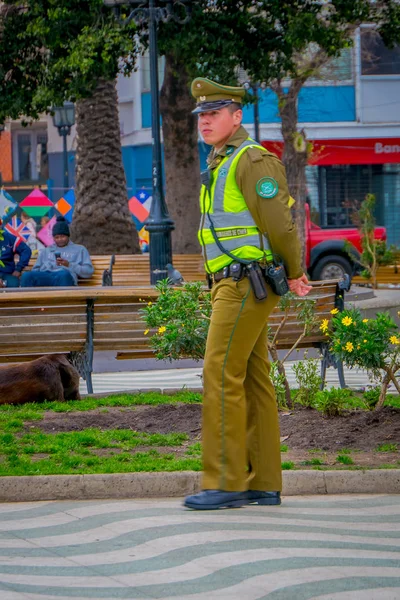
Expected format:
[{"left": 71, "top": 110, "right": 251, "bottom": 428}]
[
  {"left": 262, "top": 138, "right": 400, "bottom": 165},
  {"left": 374, "top": 142, "right": 400, "bottom": 155}
]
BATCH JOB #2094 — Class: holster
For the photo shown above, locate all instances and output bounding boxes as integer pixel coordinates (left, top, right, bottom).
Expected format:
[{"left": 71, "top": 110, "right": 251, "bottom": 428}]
[{"left": 245, "top": 262, "right": 268, "bottom": 301}]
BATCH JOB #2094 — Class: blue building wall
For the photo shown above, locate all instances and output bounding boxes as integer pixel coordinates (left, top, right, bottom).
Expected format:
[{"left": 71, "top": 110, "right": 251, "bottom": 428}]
[
  {"left": 47, "top": 152, "right": 76, "bottom": 201},
  {"left": 142, "top": 85, "right": 356, "bottom": 129},
  {"left": 298, "top": 86, "right": 355, "bottom": 122},
  {"left": 121, "top": 142, "right": 210, "bottom": 196},
  {"left": 49, "top": 86, "right": 356, "bottom": 201}
]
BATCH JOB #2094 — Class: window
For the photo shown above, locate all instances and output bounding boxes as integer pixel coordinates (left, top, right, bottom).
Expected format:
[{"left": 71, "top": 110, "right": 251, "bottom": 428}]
[
  {"left": 361, "top": 29, "right": 400, "bottom": 76},
  {"left": 13, "top": 130, "right": 48, "bottom": 182},
  {"left": 141, "top": 54, "right": 166, "bottom": 91},
  {"left": 308, "top": 47, "right": 353, "bottom": 83},
  {"left": 316, "top": 164, "right": 385, "bottom": 228}
]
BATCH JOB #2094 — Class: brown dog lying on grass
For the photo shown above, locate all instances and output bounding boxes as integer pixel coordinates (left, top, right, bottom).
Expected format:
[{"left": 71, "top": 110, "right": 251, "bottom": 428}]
[{"left": 0, "top": 354, "right": 81, "bottom": 404}]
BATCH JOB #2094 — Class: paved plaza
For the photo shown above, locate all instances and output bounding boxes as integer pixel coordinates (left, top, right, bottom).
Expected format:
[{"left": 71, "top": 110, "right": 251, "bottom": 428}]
[
  {"left": 79, "top": 363, "right": 372, "bottom": 395},
  {"left": 0, "top": 495, "right": 399, "bottom": 599}
]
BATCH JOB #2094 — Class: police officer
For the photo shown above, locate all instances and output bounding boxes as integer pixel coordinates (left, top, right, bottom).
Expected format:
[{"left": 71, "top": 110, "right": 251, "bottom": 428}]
[{"left": 184, "top": 78, "right": 311, "bottom": 510}]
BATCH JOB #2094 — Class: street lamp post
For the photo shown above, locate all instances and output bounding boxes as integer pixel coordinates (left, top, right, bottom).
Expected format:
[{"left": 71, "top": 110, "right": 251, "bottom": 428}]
[
  {"left": 104, "top": 0, "right": 192, "bottom": 284},
  {"left": 243, "top": 81, "right": 267, "bottom": 143},
  {"left": 52, "top": 102, "right": 75, "bottom": 193}
]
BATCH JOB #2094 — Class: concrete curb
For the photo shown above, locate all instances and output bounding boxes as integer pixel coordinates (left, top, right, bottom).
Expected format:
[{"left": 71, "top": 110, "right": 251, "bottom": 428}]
[{"left": 0, "top": 469, "right": 399, "bottom": 502}]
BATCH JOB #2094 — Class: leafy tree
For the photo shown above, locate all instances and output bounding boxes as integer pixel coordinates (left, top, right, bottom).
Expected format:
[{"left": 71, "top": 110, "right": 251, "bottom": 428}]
[
  {"left": 156, "top": 0, "right": 400, "bottom": 260},
  {"left": 0, "top": 0, "right": 140, "bottom": 254},
  {"left": 156, "top": 0, "right": 257, "bottom": 254},
  {"left": 238, "top": 0, "right": 400, "bottom": 263}
]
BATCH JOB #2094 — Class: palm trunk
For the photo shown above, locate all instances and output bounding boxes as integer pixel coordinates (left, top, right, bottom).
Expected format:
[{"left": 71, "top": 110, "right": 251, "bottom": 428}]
[
  {"left": 160, "top": 53, "right": 201, "bottom": 254},
  {"left": 72, "top": 79, "right": 140, "bottom": 254},
  {"left": 274, "top": 82, "right": 308, "bottom": 270}
]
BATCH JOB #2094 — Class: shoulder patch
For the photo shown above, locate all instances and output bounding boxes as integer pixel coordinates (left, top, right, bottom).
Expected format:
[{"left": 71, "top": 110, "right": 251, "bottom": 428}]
[{"left": 256, "top": 177, "right": 279, "bottom": 199}]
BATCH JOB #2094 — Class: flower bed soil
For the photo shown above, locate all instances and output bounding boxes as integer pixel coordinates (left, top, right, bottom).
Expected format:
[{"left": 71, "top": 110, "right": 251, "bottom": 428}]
[{"left": 25, "top": 404, "right": 400, "bottom": 469}]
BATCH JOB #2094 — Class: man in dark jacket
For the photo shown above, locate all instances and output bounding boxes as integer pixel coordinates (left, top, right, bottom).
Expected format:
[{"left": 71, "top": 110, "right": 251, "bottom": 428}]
[{"left": 0, "top": 221, "right": 32, "bottom": 287}]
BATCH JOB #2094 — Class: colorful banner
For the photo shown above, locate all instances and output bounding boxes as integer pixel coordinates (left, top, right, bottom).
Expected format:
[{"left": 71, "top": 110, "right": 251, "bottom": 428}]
[
  {"left": 37, "top": 215, "right": 56, "bottom": 247},
  {"left": 19, "top": 189, "right": 53, "bottom": 217},
  {"left": 128, "top": 189, "right": 152, "bottom": 251},
  {"left": 55, "top": 189, "right": 75, "bottom": 223},
  {"left": 0, "top": 189, "right": 17, "bottom": 221},
  {"left": 5, "top": 216, "right": 32, "bottom": 243}
]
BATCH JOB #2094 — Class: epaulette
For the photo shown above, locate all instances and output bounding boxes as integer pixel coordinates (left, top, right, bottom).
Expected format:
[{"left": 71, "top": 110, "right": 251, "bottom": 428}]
[{"left": 247, "top": 146, "right": 277, "bottom": 163}]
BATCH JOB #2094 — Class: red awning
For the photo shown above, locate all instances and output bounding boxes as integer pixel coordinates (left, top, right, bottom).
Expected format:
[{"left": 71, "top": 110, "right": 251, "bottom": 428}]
[{"left": 262, "top": 138, "right": 400, "bottom": 166}]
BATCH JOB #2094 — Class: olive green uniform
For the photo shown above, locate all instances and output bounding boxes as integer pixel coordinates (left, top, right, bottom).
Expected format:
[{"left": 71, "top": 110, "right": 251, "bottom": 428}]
[{"left": 192, "top": 79, "right": 303, "bottom": 494}]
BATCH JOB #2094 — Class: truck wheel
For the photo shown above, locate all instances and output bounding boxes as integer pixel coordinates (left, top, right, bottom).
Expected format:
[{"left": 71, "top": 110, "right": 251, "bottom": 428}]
[{"left": 312, "top": 255, "right": 353, "bottom": 280}]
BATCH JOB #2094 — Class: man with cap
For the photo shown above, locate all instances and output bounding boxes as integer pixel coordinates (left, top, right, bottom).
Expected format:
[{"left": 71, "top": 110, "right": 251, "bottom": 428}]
[
  {"left": 20, "top": 216, "right": 94, "bottom": 287},
  {"left": 184, "top": 78, "right": 311, "bottom": 511}
]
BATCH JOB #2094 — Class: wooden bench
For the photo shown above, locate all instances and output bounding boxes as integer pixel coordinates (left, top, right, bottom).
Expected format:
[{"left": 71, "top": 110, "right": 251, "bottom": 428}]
[
  {"left": 352, "top": 264, "right": 400, "bottom": 287},
  {"left": 0, "top": 278, "right": 348, "bottom": 394},
  {"left": 113, "top": 278, "right": 349, "bottom": 388},
  {"left": 22, "top": 254, "right": 206, "bottom": 287}
]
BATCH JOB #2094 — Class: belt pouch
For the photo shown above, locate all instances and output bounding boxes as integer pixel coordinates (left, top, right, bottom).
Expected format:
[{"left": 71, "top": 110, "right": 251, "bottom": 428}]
[{"left": 246, "top": 262, "right": 268, "bottom": 301}]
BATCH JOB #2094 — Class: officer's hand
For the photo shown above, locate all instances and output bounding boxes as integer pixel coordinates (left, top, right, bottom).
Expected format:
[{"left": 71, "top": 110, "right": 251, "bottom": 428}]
[
  {"left": 12, "top": 271, "right": 21, "bottom": 278},
  {"left": 288, "top": 274, "right": 312, "bottom": 297}
]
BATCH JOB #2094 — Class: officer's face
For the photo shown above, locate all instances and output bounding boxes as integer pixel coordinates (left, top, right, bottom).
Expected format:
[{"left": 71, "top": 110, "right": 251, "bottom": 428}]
[{"left": 198, "top": 107, "right": 242, "bottom": 147}]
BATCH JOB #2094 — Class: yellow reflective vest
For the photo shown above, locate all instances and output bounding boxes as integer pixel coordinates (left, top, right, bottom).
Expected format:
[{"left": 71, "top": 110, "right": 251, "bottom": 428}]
[{"left": 198, "top": 139, "right": 273, "bottom": 274}]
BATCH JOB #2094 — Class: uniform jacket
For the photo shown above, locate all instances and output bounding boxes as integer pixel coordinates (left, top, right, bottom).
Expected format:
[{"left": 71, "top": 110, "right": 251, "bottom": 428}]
[
  {"left": 0, "top": 229, "right": 32, "bottom": 274},
  {"left": 205, "top": 126, "right": 303, "bottom": 279},
  {"left": 32, "top": 240, "right": 94, "bottom": 285}
]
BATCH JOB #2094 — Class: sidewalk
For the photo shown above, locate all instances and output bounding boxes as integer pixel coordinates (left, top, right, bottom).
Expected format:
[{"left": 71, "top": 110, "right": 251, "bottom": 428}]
[
  {"left": 0, "top": 495, "right": 399, "bottom": 599},
  {"left": 80, "top": 363, "right": 372, "bottom": 395}
]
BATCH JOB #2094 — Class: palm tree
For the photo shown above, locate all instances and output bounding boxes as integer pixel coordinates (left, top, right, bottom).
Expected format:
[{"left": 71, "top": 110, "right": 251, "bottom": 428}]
[{"left": 71, "top": 79, "right": 140, "bottom": 254}]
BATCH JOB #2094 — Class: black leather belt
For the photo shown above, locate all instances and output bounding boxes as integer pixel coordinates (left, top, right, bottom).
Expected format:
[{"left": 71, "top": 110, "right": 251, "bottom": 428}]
[{"left": 210, "top": 262, "right": 245, "bottom": 284}]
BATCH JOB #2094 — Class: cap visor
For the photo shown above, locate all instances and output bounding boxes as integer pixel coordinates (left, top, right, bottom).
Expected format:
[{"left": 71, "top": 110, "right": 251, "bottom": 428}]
[{"left": 192, "top": 100, "right": 236, "bottom": 114}]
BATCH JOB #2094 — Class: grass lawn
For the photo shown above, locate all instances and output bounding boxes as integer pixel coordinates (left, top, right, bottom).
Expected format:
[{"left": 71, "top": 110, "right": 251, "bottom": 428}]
[
  {"left": 0, "top": 390, "right": 398, "bottom": 476},
  {"left": 0, "top": 391, "right": 203, "bottom": 476}
]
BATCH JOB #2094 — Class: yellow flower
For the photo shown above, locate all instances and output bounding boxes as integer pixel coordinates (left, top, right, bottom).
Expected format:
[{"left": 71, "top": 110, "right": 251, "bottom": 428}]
[
  {"left": 148, "top": 301, "right": 152, "bottom": 306},
  {"left": 342, "top": 316, "right": 353, "bottom": 327},
  {"left": 330, "top": 308, "right": 339, "bottom": 315},
  {"left": 144, "top": 329, "right": 149, "bottom": 336},
  {"left": 364, "top": 339, "right": 367, "bottom": 343},
  {"left": 357, "top": 345, "right": 360, "bottom": 349},
  {"left": 362, "top": 318, "right": 368, "bottom": 323},
  {"left": 345, "top": 342, "right": 354, "bottom": 352},
  {"left": 389, "top": 335, "right": 400, "bottom": 345},
  {"left": 158, "top": 326, "right": 166, "bottom": 334},
  {"left": 320, "top": 319, "right": 329, "bottom": 332}
]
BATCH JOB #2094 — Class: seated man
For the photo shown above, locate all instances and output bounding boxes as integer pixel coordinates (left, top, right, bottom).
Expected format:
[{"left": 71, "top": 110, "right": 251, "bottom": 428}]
[
  {"left": 21, "top": 216, "right": 94, "bottom": 287},
  {"left": 0, "top": 219, "right": 32, "bottom": 287}
]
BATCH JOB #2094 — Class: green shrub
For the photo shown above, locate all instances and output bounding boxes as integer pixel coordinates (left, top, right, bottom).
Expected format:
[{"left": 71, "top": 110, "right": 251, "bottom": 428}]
[
  {"left": 314, "top": 387, "right": 352, "bottom": 417},
  {"left": 363, "top": 387, "right": 380, "bottom": 410},
  {"left": 336, "top": 454, "right": 354, "bottom": 465},
  {"left": 375, "top": 443, "right": 398, "bottom": 452},
  {"left": 281, "top": 461, "right": 295, "bottom": 470},
  {"left": 323, "top": 307, "right": 400, "bottom": 408},
  {"left": 270, "top": 362, "right": 289, "bottom": 409},
  {"left": 140, "top": 280, "right": 211, "bottom": 361},
  {"left": 292, "top": 357, "right": 321, "bottom": 407}
]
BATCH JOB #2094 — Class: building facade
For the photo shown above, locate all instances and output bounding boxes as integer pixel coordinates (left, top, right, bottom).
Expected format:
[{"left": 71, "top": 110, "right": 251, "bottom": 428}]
[{"left": 1, "top": 28, "right": 399, "bottom": 246}]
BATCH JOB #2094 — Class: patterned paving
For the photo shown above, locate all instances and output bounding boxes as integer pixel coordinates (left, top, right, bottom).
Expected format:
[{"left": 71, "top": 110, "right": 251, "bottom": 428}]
[
  {"left": 81, "top": 363, "right": 372, "bottom": 395},
  {"left": 0, "top": 495, "right": 399, "bottom": 599}
]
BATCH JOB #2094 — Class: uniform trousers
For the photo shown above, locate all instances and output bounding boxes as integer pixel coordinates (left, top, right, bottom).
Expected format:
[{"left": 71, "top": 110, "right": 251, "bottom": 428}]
[{"left": 202, "top": 275, "right": 282, "bottom": 493}]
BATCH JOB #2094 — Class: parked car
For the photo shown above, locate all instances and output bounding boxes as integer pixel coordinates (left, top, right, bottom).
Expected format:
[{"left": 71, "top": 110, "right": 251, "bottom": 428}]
[{"left": 305, "top": 203, "right": 386, "bottom": 280}]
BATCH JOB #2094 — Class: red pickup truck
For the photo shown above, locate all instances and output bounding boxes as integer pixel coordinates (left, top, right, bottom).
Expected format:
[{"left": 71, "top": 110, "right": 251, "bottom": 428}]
[{"left": 305, "top": 203, "right": 387, "bottom": 280}]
